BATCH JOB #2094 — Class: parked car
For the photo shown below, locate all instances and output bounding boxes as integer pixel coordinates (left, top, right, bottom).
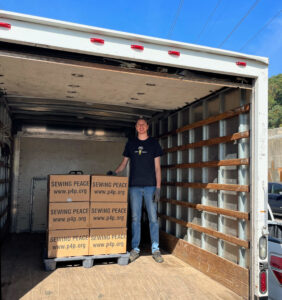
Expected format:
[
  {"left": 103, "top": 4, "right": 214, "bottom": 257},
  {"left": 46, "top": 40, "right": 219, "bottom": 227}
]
[
  {"left": 268, "top": 182, "right": 282, "bottom": 216},
  {"left": 268, "top": 206, "right": 282, "bottom": 300}
]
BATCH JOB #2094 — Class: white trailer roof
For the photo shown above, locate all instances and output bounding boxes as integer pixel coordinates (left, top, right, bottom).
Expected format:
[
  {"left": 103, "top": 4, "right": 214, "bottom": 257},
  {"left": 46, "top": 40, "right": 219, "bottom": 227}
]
[{"left": 0, "top": 10, "right": 268, "bottom": 65}]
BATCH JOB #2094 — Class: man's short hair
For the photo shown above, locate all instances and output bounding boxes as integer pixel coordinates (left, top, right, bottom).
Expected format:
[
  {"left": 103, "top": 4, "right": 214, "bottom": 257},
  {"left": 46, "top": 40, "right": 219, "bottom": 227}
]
[{"left": 136, "top": 116, "right": 149, "bottom": 125}]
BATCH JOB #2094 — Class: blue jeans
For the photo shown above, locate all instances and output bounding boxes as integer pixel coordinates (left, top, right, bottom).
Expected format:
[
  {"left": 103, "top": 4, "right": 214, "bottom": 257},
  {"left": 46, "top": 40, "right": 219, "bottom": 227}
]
[{"left": 129, "top": 186, "right": 159, "bottom": 254}]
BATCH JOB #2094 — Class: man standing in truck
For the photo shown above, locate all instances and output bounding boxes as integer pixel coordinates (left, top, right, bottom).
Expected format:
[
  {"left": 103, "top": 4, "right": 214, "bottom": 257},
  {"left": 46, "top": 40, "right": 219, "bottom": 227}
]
[{"left": 110, "top": 117, "right": 164, "bottom": 263}]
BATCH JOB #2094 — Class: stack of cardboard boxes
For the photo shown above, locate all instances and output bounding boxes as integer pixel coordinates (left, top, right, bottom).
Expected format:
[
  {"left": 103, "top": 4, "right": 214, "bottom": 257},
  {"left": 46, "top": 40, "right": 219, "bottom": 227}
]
[
  {"left": 89, "top": 175, "right": 128, "bottom": 255},
  {"left": 47, "top": 174, "right": 128, "bottom": 258},
  {"left": 48, "top": 174, "right": 90, "bottom": 258}
]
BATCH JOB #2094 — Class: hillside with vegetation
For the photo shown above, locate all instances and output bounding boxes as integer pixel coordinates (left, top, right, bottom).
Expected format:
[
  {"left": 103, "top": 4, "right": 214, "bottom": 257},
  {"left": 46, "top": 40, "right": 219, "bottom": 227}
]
[{"left": 269, "top": 74, "right": 282, "bottom": 128}]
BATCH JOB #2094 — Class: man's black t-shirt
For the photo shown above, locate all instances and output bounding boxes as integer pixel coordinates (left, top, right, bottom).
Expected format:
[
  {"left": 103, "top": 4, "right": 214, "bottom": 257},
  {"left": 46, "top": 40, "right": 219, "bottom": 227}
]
[{"left": 123, "top": 137, "right": 163, "bottom": 187}]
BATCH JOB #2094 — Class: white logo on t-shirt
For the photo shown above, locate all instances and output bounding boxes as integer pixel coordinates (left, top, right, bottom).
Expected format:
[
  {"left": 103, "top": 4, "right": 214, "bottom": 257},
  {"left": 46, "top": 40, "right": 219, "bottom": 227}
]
[{"left": 134, "top": 146, "right": 148, "bottom": 155}]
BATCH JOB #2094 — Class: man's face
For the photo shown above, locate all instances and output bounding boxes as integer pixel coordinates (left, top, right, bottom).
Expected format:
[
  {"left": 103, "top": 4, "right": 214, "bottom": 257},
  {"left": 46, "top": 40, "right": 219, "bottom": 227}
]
[{"left": 135, "top": 119, "right": 149, "bottom": 135}]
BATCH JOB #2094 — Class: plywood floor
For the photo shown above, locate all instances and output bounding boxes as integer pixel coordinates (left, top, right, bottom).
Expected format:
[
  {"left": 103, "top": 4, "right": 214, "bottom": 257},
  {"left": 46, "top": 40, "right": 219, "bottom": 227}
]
[{"left": 1, "top": 234, "right": 242, "bottom": 300}]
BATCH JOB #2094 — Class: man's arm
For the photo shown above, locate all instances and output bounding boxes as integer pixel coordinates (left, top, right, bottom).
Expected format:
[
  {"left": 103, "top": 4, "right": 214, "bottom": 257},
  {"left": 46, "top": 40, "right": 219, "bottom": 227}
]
[
  {"left": 154, "top": 156, "right": 161, "bottom": 188},
  {"left": 115, "top": 157, "right": 129, "bottom": 174}
]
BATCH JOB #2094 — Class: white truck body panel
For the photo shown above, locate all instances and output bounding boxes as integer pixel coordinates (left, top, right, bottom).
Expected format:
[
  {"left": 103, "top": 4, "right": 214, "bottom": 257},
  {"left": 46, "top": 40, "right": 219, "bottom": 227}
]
[
  {"left": 0, "top": 10, "right": 269, "bottom": 299},
  {"left": 0, "top": 10, "right": 268, "bottom": 78}
]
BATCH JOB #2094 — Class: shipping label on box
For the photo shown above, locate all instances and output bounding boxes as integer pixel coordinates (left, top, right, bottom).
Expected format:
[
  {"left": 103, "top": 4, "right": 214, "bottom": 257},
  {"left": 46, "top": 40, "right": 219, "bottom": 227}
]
[
  {"left": 48, "top": 202, "right": 89, "bottom": 230},
  {"left": 48, "top": 229, "right": 89, "bottom": 258},
  {"left": 90, "top": 202, "right": 127, "bottom": 228},
  {"left": 89, "top": 228, "right": 127, "bottom": 255},
  {"left": 49, "top": 175, "right": 90, "bottom": 202},
  {"left": 90, "top": 175, "right": 128, "bottom": 202}
]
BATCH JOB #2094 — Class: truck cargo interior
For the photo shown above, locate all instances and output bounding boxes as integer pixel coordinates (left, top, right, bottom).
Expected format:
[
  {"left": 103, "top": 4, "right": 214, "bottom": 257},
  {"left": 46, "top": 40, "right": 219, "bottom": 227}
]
[{"left": 0, "top": 10, "right": 269, "bottom": 300}]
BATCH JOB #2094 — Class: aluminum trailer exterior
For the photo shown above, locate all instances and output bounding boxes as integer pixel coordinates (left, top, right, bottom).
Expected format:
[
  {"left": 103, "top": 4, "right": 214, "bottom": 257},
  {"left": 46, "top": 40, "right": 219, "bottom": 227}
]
[{"left": 0, "top": 10, "right": 269, "bottom": 299}]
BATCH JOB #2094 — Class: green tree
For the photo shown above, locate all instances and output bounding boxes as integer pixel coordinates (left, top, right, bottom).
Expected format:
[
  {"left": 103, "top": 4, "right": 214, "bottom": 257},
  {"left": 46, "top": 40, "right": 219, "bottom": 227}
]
[{"left": 268, "top": 74, "right": 282, "bottom": 128}]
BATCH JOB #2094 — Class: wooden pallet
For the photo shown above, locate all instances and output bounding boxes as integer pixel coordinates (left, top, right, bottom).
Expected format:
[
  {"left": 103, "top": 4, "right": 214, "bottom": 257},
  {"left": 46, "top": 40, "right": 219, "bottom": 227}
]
[{"left": 44, "top": 252, "right": 130, "bottom": 271}]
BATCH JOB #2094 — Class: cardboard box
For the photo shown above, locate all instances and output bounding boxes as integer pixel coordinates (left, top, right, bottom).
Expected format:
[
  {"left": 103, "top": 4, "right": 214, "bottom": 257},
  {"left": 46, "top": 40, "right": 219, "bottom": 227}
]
[
  {"left": 90, "top": 175, "right": 128, "bottom": 202},
  {"left": 90, "top": 202, "right": 127, "bottom": 228},
  {"left": 48, "top": 202, "right": 89, "bottom": 230},
  {"left": 49, "top": 175, "right": 90, "bottom": 202},
  {"left": 89, "top": 228, "right": 127, "bottom": 255},
  {"left": 48, "top": 229, "right": 89, "bottom": 258}
]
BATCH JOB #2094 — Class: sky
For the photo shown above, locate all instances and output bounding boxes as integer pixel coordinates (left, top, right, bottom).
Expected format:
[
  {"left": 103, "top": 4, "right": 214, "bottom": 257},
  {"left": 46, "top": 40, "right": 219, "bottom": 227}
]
[{"left": 1, "top": 0, "right": 282, "bottom": 77}]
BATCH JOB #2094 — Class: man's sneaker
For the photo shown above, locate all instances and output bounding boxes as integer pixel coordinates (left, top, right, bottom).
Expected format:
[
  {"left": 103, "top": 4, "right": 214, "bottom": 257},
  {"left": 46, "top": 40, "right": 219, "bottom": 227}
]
[
  {"left": 152, "top": 250, "right": 164, "bottom": 263},
  {"left": 129, "top": 249, "right": 140, "bottom": 263}
]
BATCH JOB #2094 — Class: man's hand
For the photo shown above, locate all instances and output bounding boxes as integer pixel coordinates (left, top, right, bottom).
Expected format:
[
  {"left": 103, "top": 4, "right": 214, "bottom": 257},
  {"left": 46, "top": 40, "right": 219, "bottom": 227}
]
[
  {"left": 153, "top": 188, "right": 161, "bottom": 202},
  {"left": 107, "top": 170, "right": 117, "bottom": 176}
]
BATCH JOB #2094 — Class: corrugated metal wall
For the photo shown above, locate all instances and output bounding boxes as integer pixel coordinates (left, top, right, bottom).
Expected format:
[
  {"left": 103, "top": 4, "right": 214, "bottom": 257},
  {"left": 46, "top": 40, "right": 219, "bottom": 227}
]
[
  {"left": 153, "top": 88, "right": 251, "bottom": 267},
  {"left": 12, "top": 136, "right": 127, "bottom": 233}
]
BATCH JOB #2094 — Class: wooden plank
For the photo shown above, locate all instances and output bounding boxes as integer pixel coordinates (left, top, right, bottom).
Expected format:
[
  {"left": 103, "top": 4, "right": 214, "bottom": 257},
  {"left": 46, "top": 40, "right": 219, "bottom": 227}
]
[
  {"left": 188, "top": 222, "right": 249, "bottom": 249},
  {"left": 160, "top": 231, "right": 249, "bottom": 299},
  {"left": 164, "top": 131, "right": 249, "bottom": 153},
  {"left": 162, "top": 158, "right": 249, "bottom": 169},
  {"left": 160, "top": 198, "right": 249, "bottom": 220},
  {"left": 160, "top": 104, "right": 250, "bottom": 138},
  {"left": 158, "top": 214, "right": 249, "bottom": 248},
  {"left": 163, "top": 181, "right": 249, "bottom": 192}
]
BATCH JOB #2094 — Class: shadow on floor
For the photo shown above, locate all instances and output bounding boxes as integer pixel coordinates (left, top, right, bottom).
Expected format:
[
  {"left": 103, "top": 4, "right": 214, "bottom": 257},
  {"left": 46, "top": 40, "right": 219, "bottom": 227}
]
[{"left": 1, "top": 233, "right": 50, "bottom": 300}]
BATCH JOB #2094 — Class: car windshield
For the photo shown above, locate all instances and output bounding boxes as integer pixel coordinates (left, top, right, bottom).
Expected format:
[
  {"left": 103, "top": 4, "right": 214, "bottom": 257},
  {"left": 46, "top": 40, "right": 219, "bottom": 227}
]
[{"left": 273, "top": 183, "right": 282, "bottom": 194}]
